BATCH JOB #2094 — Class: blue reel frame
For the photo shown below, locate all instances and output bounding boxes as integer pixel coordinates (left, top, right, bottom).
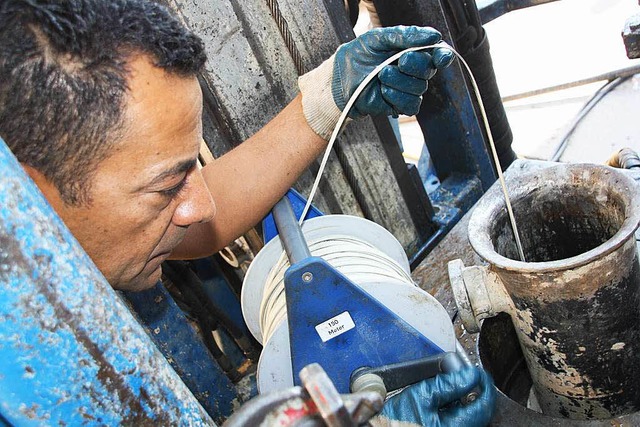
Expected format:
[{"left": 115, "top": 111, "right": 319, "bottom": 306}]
[
  {"left": 285, "top": 257, "right": 443, "bottom": 392},
  {"left": 267, "top": 191, "right": 444, "bottom": 393}
]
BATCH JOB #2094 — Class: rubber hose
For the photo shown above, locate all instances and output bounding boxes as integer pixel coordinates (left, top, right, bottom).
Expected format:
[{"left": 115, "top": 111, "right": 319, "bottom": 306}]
[{"left": 460, "top": 28, "right": 516, "bottom": 169}]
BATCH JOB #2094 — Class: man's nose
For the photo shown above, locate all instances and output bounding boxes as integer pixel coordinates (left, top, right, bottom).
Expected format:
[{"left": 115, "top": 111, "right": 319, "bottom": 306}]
[{"left": 172, "top": 167, "right": 216, "bottom": 227}]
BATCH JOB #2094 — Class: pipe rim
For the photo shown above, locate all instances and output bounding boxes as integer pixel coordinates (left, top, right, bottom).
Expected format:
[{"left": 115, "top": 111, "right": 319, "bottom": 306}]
[{"left": 468, "top": 163, "right": 640, "bottom": 273}]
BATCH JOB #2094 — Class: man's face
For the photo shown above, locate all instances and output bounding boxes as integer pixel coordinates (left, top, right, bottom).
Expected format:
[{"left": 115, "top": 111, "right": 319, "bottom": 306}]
[{"left": 32, "top": 56, "right": 216, "bottom": 291}]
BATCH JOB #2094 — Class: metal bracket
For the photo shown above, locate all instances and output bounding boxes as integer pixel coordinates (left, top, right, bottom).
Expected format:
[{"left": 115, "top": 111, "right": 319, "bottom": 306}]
[
  {"left": 285, "top": 258, "right": 444, "bottom": 393},
  {"left": 448, "top": 259, "right": 515, "bottom": 334}
]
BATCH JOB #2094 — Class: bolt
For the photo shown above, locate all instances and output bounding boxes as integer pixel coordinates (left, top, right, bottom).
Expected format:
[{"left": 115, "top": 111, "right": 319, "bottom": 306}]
[
  {"left": 302, "top": 272, "right": 313, "bottom": 282},
  {"left": 350, "top": 373, "right": 387, "bottom": 400}
]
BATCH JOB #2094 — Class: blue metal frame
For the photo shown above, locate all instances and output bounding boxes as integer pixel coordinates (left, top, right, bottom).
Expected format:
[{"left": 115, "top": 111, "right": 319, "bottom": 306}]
[
  {"left": 123, "top": 283, "right": 239, "bottom": 424},
  {"left": 285, "top": 257, "right": 443, "bottom": 393},
  {"left": 0, "top": 137, "right": 214, "bottom": 425}
]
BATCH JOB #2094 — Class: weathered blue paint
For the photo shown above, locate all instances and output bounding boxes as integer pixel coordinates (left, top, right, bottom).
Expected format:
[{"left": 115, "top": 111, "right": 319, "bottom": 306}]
[
  {"left": 122, "top": 283, "right": 239, "bottom": 424},
  {"left": 431, "top": 173, "right": 485, "bottom": 216},
  {"left": 409, "top": 173, "right": 484, "bottom": 269},
  {"left": 0, "top": 138, "right": 216, "bottom": 426},
  {"left": 418, "top": 63, "right": 496, "bottom": 194},
  {"left": 285, "top": 257, "right": 443, "bottom": 393}
]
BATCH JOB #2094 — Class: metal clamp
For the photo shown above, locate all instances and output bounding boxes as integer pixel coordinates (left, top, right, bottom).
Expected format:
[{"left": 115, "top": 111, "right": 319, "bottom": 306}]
[{"left": 224, "top": 363, "right": 383, "bottom": 427}]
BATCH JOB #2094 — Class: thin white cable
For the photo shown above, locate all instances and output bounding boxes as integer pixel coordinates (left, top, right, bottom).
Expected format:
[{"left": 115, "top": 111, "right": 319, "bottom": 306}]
[{"left": 299, "top": 42, "right": 526, "bottom": 262}]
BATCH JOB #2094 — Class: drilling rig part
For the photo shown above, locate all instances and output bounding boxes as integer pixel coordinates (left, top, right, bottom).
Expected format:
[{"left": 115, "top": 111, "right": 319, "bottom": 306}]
[
  {"left": 0, "top": 137, "right": 215, "bottom": 426},
  {"left": 460, "top": 163, "right": 640, "bottom": 419}
]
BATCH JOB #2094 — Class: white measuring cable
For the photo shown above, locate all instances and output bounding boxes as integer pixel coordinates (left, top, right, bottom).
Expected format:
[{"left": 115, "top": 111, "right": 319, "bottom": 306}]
[
  {"left": 259, "top": 234, "right": 415, "bottom": 345},
  {"left": 256, "top": 40, "right": 527, "bottom": 369},
  {"left": 298, "top": 41, "right": 526, "bottom": 262}
]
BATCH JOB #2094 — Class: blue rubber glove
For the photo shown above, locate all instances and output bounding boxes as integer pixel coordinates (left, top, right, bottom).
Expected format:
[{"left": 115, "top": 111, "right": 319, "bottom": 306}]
[
  {"left": 333, "top": 26, "right": 453, "bottom": 119},
  {"left": 298, "top": 25, "right": 454, "bottom": 140},
  {"left": 371, "top": 367, "right": 496, "bottom": 427}
]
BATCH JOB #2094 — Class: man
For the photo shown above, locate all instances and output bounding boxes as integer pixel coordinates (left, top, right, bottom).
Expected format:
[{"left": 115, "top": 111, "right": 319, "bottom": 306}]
[{"left": 0, "top": 0, "right": 494, "bottom": 424}]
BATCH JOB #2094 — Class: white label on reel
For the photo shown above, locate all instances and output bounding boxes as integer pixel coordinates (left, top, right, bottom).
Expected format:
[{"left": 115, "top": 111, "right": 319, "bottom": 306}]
[{"left": 315, "top": 311, "right": 355, "bottom": 342}]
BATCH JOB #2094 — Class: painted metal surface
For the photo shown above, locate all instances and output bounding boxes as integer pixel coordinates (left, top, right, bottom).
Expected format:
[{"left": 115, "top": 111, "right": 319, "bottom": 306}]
[
  {"left": 243, "top": 214, "right": 456, "bottom": 393},
  {"left": 0, "top": 138, "right": 215, "bottom": 426},
  {"left": 458, "top": 163, "right": 640, "bottom": 419},
  {"left": 285, "top": 257, "right": 444, "bottom": 393},
  {"left": 373, "top": 0, "right": 497, "bottom": 193},
  {"left": 369, "top": 0, "right": 508, "bottom": 263},
  {"left": 242, "top": 215, "right": 412, "bottom": 345},
  {"left": 122, "top": 283, "right": 239, "bottom": 424}
]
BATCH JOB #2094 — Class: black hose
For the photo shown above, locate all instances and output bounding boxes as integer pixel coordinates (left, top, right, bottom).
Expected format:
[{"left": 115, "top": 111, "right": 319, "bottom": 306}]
[
  {"left": 549, "top": 76, "right": 630, "bottom": 162},
  {"left": 441, "top": 0, "right": 516, "bottom": 169}
]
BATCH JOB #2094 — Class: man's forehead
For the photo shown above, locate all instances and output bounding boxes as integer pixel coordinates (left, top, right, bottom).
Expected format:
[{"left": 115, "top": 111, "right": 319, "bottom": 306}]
[{"left": 103, "top": 55, "right": 203, "bottom": 186}]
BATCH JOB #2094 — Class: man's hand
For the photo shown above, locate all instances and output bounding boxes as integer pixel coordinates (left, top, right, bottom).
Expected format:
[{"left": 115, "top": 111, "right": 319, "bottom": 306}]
[
  {"left": 371, "top": 366, "right": 497, "bottom": 427},
  {"left": 298, "top": 25, "right": 454, "bottom": 140}
]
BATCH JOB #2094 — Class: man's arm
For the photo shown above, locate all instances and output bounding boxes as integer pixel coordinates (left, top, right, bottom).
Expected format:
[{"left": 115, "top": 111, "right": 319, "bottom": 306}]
[
  {"left": 171, "top": 25, "right": 454, "bottom": 260},
  {"left": 170, "top": 94, "right": 325, "bottom": 259}
]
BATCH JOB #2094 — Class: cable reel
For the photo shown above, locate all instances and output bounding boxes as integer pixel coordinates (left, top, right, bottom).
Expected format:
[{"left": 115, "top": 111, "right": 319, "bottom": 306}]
[{"left": 241, "top": 214, "right": 457, "bottom": 393}]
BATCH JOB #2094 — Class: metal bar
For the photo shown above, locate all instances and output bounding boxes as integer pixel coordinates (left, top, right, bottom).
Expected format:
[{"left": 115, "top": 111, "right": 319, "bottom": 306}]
[
  {"left": 0, "top": 137, "right": 215, "bottom": 426},
  {"left": 502, "top": 64, "right": 640, "bottom": 102},
  {"left": 477, "top": 0, "right": 558, "bottom": 24},
  {"left": 373, "top": 0, "right": 497, "bottom": 191},
  {"left": 272, "top": 197, "right": 312, "bottom": 264}
]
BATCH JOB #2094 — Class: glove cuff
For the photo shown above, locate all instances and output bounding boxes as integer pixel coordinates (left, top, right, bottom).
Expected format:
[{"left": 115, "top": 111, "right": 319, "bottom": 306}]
[{"left": 298, "top": 54, "right": 350, "bottom": 140}]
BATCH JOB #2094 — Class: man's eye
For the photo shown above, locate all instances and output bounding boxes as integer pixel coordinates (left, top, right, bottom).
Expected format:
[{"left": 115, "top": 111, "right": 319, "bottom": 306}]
[{"left": 160, "top": 179, "right": 187, "bottom": 197}]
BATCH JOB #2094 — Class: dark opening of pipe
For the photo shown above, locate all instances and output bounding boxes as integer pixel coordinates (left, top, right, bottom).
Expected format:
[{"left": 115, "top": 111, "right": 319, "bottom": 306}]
[{"left": 490, "top": 185, "right": 626, "bottom": 262}]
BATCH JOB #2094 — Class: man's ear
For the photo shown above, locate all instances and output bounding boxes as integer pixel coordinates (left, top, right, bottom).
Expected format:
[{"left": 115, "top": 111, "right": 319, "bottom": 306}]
[{"left": 20, "top": 163, "right": 66, "bottom": 212}]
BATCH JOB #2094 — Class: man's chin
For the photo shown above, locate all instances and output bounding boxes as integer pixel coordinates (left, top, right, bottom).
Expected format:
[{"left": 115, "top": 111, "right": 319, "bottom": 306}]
[{"left": 110, "top": 264, "right": 163, "bottom": 292}]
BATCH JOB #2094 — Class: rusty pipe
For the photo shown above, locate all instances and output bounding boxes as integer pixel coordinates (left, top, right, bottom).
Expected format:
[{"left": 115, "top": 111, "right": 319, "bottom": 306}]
[{"left": 450, "top": 163, "right": 640, "bottom": 420}]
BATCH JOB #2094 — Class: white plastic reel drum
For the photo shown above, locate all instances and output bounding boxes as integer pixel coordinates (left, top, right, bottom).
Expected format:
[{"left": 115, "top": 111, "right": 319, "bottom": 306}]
[
  {"left": 241, "top": 215, "right": 411, "bottom": 344},
  {"left": 240, "top": 215, "right": 456, "bottom": 393}
]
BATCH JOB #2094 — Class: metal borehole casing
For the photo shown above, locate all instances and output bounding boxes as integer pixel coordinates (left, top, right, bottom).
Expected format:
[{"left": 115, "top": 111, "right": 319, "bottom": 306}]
[{"left": 467, "top": 164, "right": 640, "bottom": 419}]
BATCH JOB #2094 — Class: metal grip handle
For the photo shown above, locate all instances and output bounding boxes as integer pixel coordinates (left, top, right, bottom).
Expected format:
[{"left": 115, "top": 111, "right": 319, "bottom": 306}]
[{"left": 272, "top": 197, "right": 311, "bottom": 265}]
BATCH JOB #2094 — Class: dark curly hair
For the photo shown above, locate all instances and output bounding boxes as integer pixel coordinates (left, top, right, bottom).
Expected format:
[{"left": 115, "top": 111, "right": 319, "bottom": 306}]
[{"left": 0, "top": 0, "right": 207, "bottom": 205}]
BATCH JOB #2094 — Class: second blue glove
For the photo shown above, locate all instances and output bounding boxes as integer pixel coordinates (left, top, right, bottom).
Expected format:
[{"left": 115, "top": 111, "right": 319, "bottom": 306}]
[{"left": 372, "top": 366, "right": 496, "bottom": 427}]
